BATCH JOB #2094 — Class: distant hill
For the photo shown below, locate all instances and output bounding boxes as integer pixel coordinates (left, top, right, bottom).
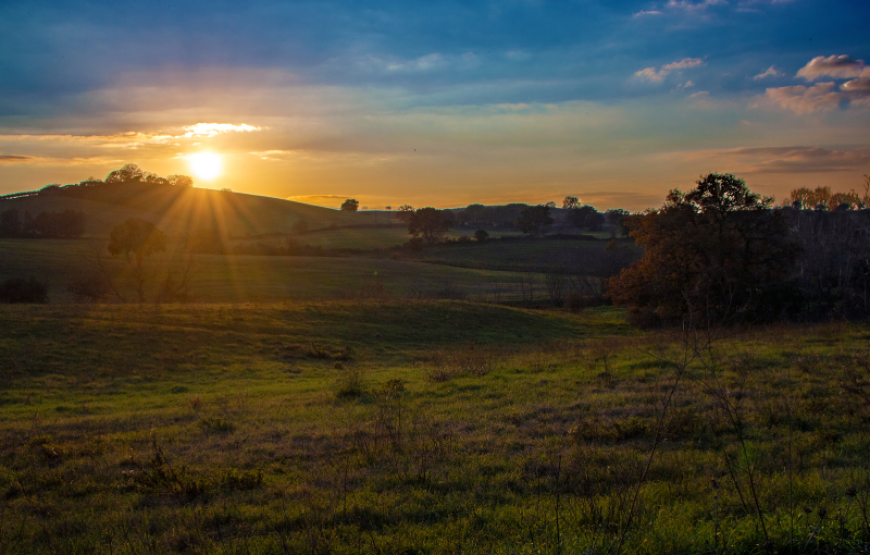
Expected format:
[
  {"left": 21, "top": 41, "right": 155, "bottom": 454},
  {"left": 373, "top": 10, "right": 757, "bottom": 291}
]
[{"left": 0, "top": 182, "right": 394, "bottom": 237}]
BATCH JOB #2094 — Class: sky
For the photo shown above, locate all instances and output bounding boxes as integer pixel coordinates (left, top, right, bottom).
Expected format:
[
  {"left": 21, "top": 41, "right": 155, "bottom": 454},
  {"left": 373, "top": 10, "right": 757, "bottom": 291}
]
[{"left": 0, "top": 0, "right": 868, "bottom": 211}]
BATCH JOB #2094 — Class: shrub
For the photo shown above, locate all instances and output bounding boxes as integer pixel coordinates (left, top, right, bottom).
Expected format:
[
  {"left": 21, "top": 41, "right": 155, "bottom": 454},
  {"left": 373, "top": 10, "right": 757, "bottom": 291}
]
[
  {"left": 0, "top": 277, "right": 48, "bottom": 303},
  {"left": 67, "top": 274, "right": 111, "bottom": 302}
]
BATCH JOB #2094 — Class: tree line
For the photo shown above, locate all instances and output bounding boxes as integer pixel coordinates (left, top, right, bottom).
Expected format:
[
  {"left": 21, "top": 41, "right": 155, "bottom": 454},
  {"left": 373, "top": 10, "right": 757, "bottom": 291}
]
[
  {"left": 0, "top": 208, "right": 85, "bottom": 238},
  {"left": 609, "top": 173, "right": 870, "bottom": 327}
]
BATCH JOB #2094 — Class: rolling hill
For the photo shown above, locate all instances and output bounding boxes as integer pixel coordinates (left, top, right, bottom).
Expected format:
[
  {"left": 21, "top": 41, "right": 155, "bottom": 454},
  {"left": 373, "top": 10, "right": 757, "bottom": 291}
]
[{"left": 0, "top": 182, "right": 394, "bottom": 238}]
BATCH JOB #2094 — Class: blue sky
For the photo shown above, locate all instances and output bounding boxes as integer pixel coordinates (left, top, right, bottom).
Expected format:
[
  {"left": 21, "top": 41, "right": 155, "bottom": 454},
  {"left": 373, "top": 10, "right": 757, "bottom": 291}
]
[{"left": 1, "top": 0, "right": 868, "bottom": 209}]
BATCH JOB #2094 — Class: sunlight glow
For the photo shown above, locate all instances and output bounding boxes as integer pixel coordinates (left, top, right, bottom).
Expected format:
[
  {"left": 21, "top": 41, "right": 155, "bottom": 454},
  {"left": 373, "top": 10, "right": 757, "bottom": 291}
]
[{"left": 188, "top": 152, "right": 223, "bottom": 181}]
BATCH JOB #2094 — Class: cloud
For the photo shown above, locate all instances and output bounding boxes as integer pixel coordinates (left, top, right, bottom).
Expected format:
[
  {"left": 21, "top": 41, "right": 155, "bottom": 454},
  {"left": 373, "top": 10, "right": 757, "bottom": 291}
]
[
  {"left": 182, "top": 123, "right": 263, "bottom": 137},
  {"left": 666, "top": 0, "right": 727, "bottom": 11},
  {"left": 0, "top": 155, "right": 33, "bottom": 162},
  {"left": 754, "top": 66, "right": 783, "bottom": 80},
  {"left": 664, "top": 145, "right": 870, "bottom": 174},
  {"left": 633, "top": 10, "right": 663, "bottom": 16},
  {"left": 764, "top": 79, "right": 870, "bottom": 114},
  {"left": 634, "top": 58, "right": 704, "bottom": 82},
  {"left": 797, "top": 55, "right": 870, "bottom": 81}
]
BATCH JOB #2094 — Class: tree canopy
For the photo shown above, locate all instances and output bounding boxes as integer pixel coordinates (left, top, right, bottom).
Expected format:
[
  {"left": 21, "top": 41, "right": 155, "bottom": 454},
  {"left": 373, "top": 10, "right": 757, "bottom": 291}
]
[
  {"left": 408, "top": 207, "right": 449, "bottom": 244},
  {"left": 341, "top": 199, "right": 359, "bottom": 212},
  {"left": 608, "top": 173, "right": 798, "bottom": 327},
  {"left": 514, "top": 205, "right": 553, "bottom": 236}
]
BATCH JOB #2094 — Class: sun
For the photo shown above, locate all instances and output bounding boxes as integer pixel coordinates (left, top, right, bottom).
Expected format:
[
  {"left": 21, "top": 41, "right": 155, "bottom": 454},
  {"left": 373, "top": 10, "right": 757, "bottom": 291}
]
[{"left": 188, "top": 152, "right": 223, "bottom": 181}]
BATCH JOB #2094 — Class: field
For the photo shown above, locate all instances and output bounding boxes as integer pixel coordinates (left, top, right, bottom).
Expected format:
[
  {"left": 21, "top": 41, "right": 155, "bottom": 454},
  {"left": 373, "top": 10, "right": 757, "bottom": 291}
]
[
  {"left": 3, "top": 209, "right": 870, "bottom": 554},
  {"left": 1, "top": 302, "right": 870, "bottom": 554}
]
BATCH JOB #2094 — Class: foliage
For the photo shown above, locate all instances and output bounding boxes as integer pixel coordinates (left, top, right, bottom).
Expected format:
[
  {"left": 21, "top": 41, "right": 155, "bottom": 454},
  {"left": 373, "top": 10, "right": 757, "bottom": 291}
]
[
  {"left": 340, "top": 198, "right": 359, "bottom": 212},
  {"left": 394, "top": 204, "right": 414, "bottom": 223},
  {"left": 108, "top": 218, "right": 167, "bottom": 264},
  {"left": 514, "top": 204, "right": 553, "bottom": 236},
  {"left": 609, "top": 173, "right": 799, "bottom": 327},
  {"left": 0, "top": 209, "right": 85, "bottom": 238},
  {"left": 474, "top": 229, "right": 489, "bottom": 242},
  {"left": 566, "top": 205, "right": 605, "bottom": 231},
  {"left": 0, "top": 276, "right": 48, "bottom": 303},
  {"left": 789, "top": 186, "right": 864, "bottom": 210},
  {"left": 562, "top": 195, "right": 580, "bottom": 209},
  {"left": 408, "top": 207, "right": 449, "bottom": 244}
]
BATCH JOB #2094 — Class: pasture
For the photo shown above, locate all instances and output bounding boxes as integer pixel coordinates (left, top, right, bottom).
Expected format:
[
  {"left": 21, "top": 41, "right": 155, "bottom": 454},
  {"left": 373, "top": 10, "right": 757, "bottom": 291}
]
[{"left": 1, "top": 300, "right": 870, "bottom": 554}]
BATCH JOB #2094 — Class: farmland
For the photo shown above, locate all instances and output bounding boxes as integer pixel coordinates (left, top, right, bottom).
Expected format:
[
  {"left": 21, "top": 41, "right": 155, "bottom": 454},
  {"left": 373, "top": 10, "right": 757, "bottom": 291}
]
[{"left": 1, "top": 301, "right": 869, "bottom": 554}]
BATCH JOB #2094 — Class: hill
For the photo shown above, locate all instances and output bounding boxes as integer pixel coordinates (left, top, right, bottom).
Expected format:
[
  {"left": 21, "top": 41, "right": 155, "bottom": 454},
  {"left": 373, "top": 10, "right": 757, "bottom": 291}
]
[{"left": 0, "top": 182, "right": 393, "bottom": 237}]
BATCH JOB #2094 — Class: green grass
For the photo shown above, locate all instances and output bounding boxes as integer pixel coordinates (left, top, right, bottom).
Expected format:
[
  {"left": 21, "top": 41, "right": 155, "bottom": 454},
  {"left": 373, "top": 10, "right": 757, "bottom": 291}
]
[
  {"left": 244, "top": 227, "right": 526, "bottom": 250},
  {"left": 0, "top": 301, "right": 869, "bottom": 554}
]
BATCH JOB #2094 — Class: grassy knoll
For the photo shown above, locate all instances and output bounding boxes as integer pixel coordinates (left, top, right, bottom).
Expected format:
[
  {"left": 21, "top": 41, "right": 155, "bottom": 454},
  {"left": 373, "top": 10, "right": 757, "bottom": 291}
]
[
  {"left": 1, "top": 301, "right": 869, "bottom": 553},
  {"left": 0, "top": 239, "right": 548, "bottom": 303},
  {"left": 1, "top": 185, "right": 383, "bottom": 237}
]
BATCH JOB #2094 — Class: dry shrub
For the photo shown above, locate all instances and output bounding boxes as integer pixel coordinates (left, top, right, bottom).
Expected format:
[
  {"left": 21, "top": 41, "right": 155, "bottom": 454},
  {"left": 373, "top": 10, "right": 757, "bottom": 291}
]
[{"left": 427, "top": 344, "right": 496, "bottom": 382}]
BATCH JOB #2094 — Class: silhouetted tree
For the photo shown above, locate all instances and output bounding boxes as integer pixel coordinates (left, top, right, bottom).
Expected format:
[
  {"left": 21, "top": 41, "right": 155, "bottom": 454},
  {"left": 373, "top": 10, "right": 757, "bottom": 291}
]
[
  {"left": 609, "top": 173, "right": 799, "bottom": 327},
  {"left": 395, "top": 204, "right": 414, "bottom": 223},
  {"left": 515, "top": 205, "right": 553, "bottom": 236},
  {"left": 106, "top": 163, "right": 145, "bottom": 183},
  {"left": 168, "top": 174, "right": 194, "bottom": 188},
  {"left": 341, "top": 199, "right": 359, "bottom": 212},
  {"left": 0, "top": 209, "right": 21, "bottom": 237},
  {"left": 409, "top": 207, "right": 449, "bottom": 244},
  {"left": 567, "top": 205, "right": 605, "bottom": 231},
  {"left": 474, "top": 229, "right": 489, "bottom": 242},
  {"left": 108, "top": 218, "right": 167, "bottom": 302},
  {"left": 562, "top": 196, "right": 580, "bottom": 209}
]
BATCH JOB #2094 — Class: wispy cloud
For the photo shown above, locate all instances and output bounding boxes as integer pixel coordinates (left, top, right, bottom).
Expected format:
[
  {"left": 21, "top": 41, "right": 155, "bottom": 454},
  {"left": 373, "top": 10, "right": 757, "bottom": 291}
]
[
  {"left": 635, "top": 58, "right": 704, "bottom": 82},
  {"left": 182, "top": 123, "right": 263, "bottom": 137},
  {"left": 0, "top": 155, "right": 33, "bottom": 162},
  {"left": 664, "top": 145, "right": 870, "bottom": 173},
  {"left": 633, "top": 10, "right": 663, "bottom": 16},
  {"left": 666, "top": 0, "right": 727, "bottom": 11},
  {"left": 754, "top": 66, "right": 783, "bottom": 80}
]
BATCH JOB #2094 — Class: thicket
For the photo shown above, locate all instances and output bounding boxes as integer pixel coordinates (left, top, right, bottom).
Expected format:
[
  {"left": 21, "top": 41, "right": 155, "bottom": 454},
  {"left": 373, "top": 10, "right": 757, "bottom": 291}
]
[{"left": 0, "top": 208, "right": 85, "bottom": 238}]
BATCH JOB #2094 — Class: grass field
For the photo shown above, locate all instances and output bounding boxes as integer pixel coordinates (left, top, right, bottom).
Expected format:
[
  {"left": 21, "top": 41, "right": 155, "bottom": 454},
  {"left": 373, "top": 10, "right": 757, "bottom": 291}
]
[
  {"left": 393, "top": 236, "right": 640, "bottom": 273},
  {"left": 1, "top": 301, "right": 869, "bottom": 554},
  {"left": 0, "top": 239, "right": 552, "bottom": 303}
]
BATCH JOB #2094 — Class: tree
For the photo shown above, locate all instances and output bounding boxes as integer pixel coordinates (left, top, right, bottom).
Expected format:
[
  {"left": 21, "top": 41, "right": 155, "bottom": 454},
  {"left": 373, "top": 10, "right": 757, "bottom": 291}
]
[
  {"left": 341, "top": 199, "right": 359, "bottom": 212},
  {"left": 567, "top": 205, "right": 605, "bottom": 231},
  {"left": 608, "top": 173, "right": 798, "bottom": 327},
  {"left": 0, "top": 209, "right": 21, "bottom": 237},
  {"left": 545, "top": 201, "right": 557, "bottom": 209},
  {"left": 474, "top": 229, "right": 489, "bottom": 242},
  {"left": 562, "top": 196, "right": 580, "bottom": 210},
  {"left": 395, "top": 204, "right": 414, "bottom": 223},
  {"left": 514, "top": 205, "right": 553, "bottom": 236},
  {"left": 108, "top": 218, "right": 167, "bottom": 302},
  {"left": 105, "top": 163, "right": 145, "bottom": 183},
  {"left": 605, "top": 209, "right": 631, "bottom": 236},
  {"left": 168, "top": 174, "right": 194, "bottom": 188},
  {"left": 408, "top": 207, "right": 449, "bottom": 244}
]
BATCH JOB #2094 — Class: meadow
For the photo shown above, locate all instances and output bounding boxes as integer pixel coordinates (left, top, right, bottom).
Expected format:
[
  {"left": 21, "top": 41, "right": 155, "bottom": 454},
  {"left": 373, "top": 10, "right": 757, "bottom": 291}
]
[
  {"left": 1, "top": 300, "right": 870, "bottom": 554},
  {"left": 2, "top": 193, "right": 870, "bottom": 554}
]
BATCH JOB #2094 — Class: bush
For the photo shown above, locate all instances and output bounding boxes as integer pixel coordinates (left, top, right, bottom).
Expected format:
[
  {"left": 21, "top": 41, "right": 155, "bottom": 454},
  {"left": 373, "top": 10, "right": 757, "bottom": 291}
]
[
  {"left": 0, "top": 277, "right": 48, "bottom": 304},
  {"left": 67, "top": 274, "right": 111, "bottom": 302}
]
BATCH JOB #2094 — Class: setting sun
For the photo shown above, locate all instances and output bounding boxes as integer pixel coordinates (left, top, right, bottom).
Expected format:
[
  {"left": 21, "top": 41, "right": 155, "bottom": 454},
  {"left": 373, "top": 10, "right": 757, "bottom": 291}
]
[{"left": 187, "top": 152, "right": 223, "bottom": 181}]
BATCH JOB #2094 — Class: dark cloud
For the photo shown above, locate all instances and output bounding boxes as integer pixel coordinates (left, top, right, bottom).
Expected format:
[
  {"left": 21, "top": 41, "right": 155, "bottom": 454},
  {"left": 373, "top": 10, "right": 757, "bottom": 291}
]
[{"left": 0, "top": 155, "right": 32, "bottom": 162}]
